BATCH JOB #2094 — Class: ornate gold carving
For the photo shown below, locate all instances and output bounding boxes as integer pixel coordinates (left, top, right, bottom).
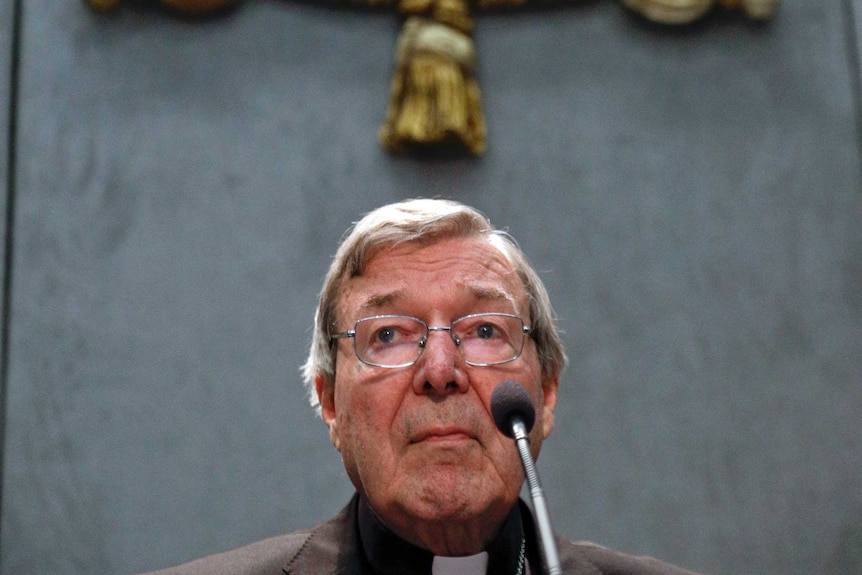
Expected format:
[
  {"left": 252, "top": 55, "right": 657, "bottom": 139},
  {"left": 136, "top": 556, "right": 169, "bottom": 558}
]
[
  {"left": 84, "top": 0, "right": 779, "bottom": 155},
  {"left": 621, "top": 0, "right": 779, "bottom": 24}
]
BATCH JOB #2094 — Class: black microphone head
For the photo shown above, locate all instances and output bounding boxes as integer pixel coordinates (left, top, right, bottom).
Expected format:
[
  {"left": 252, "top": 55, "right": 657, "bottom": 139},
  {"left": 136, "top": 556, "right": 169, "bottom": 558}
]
[{"left": 491, "top": 380, "right": 536, "bottom": 438}]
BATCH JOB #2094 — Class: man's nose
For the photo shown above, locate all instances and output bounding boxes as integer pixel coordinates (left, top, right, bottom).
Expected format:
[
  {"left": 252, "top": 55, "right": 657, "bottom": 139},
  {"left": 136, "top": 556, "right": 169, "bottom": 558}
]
[{"left": 412, "top": 329, "right": 468, "bottom": 395}]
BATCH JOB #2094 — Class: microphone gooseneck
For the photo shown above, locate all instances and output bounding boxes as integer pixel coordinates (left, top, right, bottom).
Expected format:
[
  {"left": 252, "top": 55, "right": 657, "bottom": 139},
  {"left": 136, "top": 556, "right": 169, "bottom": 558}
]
[{"left": 490, "top": 380, "right": 562, "bottom": 575}]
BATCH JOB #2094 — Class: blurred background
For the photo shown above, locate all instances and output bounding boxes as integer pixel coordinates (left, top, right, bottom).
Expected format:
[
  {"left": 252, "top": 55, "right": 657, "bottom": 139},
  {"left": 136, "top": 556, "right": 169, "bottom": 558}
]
[{"left": 0, "top": 1, "right": 860, "bottom": 574}]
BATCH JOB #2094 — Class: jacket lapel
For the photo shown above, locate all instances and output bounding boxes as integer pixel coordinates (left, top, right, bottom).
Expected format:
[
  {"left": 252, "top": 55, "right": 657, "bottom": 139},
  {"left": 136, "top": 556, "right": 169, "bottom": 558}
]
[{"left": 283, "top": 495, "right": 365, "bottom": 575}]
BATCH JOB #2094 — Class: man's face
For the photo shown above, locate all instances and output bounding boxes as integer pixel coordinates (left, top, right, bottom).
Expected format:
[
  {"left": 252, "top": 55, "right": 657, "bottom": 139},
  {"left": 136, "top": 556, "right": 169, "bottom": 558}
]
[{"left": 316, "top": 236, "right": 558, "bottom": 554}]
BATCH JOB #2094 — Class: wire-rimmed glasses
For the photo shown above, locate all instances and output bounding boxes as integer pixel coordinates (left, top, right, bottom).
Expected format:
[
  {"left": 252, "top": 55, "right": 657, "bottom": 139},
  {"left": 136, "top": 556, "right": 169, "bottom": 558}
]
[{"left": 331, "top": 312, "right": 532, "bottom": 368}]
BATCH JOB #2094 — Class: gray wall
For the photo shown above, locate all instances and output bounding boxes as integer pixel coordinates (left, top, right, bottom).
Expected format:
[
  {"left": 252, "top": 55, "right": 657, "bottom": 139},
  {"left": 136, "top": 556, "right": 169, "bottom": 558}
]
[{"left": 1, "top": 1, "right": 861, "bottom": 574}]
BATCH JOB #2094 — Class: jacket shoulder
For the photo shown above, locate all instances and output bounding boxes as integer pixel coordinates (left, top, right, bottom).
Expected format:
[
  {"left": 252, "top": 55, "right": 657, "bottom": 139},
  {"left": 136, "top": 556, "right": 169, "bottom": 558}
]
[
  {"left": 134, "top": 497, "right": 358, "bottom": 575},
  {"left": 558, "top": 539, "right": 706, "bottom": 575},
  {"left": 136, "top": 529, "right": 313, "bottom": 575}
]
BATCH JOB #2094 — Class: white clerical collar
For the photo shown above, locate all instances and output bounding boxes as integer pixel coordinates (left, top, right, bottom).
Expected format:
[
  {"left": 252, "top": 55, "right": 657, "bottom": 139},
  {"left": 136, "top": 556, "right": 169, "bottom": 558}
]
[
  {"left": 432, "top": 552, "right": 489, "bottom": 575},
  {"left": 432, "top": 552, "right": 532, "bottom": 575}
]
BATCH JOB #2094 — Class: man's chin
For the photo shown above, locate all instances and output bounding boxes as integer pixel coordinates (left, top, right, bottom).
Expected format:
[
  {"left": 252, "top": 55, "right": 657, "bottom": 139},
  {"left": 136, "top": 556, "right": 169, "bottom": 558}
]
[{"left": 400, "top": 470, "right": 512, "bottom": 521}]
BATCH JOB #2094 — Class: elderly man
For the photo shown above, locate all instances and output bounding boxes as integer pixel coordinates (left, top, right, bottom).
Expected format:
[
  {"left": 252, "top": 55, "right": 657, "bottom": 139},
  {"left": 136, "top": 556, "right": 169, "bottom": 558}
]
[{"left": 141, "top": 198, "right": 702, "bottom": 575}]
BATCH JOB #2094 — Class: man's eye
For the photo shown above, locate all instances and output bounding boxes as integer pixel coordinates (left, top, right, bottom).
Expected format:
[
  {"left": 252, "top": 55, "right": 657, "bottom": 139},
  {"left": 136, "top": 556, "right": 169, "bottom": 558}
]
[
  {"left": 375, "top": 327, "right": 397, "bottom": 344},
  {"left": 476, "top": 324, "right": 496, "bottom": 339}
]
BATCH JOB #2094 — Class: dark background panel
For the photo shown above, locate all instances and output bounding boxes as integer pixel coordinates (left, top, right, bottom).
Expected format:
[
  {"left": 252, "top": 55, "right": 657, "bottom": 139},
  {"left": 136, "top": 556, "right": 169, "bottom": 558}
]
[{"left": 1, "top": 1, "right": 860, "bottom": 575}]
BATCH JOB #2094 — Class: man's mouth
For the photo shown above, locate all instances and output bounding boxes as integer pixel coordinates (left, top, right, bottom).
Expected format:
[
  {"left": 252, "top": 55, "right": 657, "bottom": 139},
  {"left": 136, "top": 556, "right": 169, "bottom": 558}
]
[{"left": 411, "top": 426, "right": 477, "bottom": 444}]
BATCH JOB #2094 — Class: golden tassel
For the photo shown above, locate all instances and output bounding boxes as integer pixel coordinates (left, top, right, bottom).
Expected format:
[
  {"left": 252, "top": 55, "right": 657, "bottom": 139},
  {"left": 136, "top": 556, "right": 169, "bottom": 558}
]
[{"left": 379, "top": 0, "right": 487, "bottom": 155}]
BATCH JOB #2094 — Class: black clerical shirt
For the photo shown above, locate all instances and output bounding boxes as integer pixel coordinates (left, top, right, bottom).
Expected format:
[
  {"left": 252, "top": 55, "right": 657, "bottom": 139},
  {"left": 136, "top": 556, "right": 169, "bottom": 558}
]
[{"left": 356, "top": 496, "right": 541, "bottom": 575}]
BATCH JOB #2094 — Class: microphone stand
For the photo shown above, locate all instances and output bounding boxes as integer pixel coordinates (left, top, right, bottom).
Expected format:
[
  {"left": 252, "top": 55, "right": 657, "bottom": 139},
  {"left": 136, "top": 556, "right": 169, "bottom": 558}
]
[{"left": 511, "top": 417, "right": 562, "bottom": 575}]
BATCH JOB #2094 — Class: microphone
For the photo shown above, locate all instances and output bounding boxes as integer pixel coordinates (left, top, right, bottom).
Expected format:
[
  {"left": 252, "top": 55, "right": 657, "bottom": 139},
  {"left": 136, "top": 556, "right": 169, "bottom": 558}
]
[{"left": 491, "top": 380, "right": 562, "bottom": 575}]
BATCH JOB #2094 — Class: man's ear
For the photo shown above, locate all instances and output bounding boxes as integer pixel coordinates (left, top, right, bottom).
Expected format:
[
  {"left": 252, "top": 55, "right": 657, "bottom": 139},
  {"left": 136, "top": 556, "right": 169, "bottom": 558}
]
[
  {"left": 315, "top": 375, "right": 340, "bottom": 451},
  {"left": 540, "top": 374, "right": 559, "bottom": 440}
]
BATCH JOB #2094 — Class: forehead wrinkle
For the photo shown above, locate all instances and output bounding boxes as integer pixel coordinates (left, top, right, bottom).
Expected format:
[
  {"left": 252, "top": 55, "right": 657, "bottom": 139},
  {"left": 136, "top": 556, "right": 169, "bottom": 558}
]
[
  {"left": 340, "top": 252, "right": 525, "bottom": 320},
  {"left": 346, "top": 284, "right": 520, "bottom": 321}
]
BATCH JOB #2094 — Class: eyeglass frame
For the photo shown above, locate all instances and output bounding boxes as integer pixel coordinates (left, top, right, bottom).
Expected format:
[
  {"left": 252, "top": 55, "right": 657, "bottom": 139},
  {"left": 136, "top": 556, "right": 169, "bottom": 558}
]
[{"left": 330, "top": 312, "right": 533, "bottom": 369}]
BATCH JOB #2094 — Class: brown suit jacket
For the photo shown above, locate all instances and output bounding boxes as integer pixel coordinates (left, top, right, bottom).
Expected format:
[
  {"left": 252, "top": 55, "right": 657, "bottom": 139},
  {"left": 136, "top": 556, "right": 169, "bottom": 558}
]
[{"left": 139, "top": 495, "right": 704, "bottom": 575}]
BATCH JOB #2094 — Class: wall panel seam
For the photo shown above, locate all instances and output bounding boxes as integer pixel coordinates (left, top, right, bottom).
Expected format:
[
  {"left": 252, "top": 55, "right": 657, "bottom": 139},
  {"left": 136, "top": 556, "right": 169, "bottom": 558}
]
[{"left": 0, "top": 0, "right": 23, "bottom": 569}]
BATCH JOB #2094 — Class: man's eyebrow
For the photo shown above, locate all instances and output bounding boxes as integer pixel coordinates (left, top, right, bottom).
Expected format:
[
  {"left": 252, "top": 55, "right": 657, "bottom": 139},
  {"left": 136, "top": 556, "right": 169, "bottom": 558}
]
[
  {"left": 469, "top": 285, "right": 507, "bottom": 299},
  {"left": 468, "top": 285, "right": 518, "bottom": 307},
  {"left": 357, "top": 285, "right": 518, "bottom": 314},
  {"left": 360, "top": 290, "right": 404, "bottom": 312}
]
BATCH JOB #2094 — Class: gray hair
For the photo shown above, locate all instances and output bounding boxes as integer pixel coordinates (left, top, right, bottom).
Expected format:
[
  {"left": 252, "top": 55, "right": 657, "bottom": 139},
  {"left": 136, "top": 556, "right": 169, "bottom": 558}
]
[{"left": 301, "top": 198, "right": 567, "bottom": 412}]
